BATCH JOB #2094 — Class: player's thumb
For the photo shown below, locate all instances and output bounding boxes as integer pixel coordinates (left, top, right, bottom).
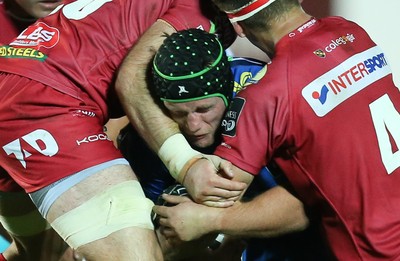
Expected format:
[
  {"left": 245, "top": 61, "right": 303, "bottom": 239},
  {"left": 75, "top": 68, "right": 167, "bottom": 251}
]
[
  {"left": 162, "top": 194, "right": 192, "bottom": 205},
  {"left": 217, "top": 159, "right": 234, "bottom": 179}
]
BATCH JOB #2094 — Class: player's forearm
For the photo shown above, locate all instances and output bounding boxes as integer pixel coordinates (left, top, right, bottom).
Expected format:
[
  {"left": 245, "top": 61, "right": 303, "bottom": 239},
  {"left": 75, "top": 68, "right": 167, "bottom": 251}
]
[
  {"left": 117, "top": 70, "right": 179, "bottom": 152},
  {"left": 115, "top": 20, "right": 180, "bottom": 152},
  {"left": 214, "top": 186, "right": 309, "bottom": 238}
]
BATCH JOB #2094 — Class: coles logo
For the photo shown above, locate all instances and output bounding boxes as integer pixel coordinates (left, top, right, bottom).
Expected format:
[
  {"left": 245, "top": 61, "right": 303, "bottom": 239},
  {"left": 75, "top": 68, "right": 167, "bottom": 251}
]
[{"left": 10, "top": 22, "right": 60, "bottom": 50}]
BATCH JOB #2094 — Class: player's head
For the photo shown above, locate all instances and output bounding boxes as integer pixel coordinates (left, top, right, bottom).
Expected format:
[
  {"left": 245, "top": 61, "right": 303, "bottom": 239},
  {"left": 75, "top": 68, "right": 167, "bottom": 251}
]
[
  {"left": 152, "top": 28, "right": 233, "bottom": 107},
  {"left": 211, "top": 0, "right": 300, "bottom": 22},
  {"left": 152, "top": 28, "right": 233, "bottom": 149},
  {"left": 211, "top": 0, "right": 301, "bottom": 57},
  {"left": 9, "top": 0, "right": 63, "bottom": 20}
]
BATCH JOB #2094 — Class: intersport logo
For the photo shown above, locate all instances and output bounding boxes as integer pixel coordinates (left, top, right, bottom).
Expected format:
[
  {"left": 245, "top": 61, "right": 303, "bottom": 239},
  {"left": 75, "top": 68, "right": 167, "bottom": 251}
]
[
  {"left": 302, "top": 46, "right": 391, "bottom": 117},
  {"left": 10, "top": 22, "right": 60, "bottom": 50}
]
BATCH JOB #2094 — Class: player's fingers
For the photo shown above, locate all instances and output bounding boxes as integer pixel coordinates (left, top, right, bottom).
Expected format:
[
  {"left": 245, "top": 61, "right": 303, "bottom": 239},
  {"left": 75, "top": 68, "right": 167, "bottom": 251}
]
[
  {"left": 207, "top": 184, "right": 244, "bottom": 198},
  {"left": 191, "top": 187, "right": 241, "bottom": 204},
  {"left": 203, "top": 200, "right": 235, "bottom": 208},
  {"left": 198, "top": 195, "right": 223, "bottom": 202},
  {"left": 161, "top": 194, "right": 192, "bottom": 204},
  {"left": 159, "top": 225, "right": 176, "bottom": 237},
  {"left": 153, "top": 205, "right": 168, "bottom": 218},
  {"left": 198, "top": 193, "right": 240, "bottom": 202},
  {"left": 225, "top": 195, "right": 241, "bottom": 202},
  {"left": 203, "top": 155, "right": 235, "bottom": 178},
  {"left": 217, "top": 160, "right": 234, "bottom": 178},
  {"left": 212, "top": 175, "right": 247, "bottom": 192},
  {"left": 158, "top": 217, "right": 171, "bottom": 228}
]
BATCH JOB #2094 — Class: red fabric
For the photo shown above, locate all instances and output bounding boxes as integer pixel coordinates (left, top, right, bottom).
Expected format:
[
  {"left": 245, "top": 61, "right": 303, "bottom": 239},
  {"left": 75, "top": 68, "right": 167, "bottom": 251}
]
[
  {"left": 0, "top": 0, "right": 211, "bottom": 192},
  {"left": 0, "top": 75, "right": 123, "bottom": 192},
  {"left": 0, "top": 253, "right": 7, "bottom": 261},
  {"left": 215, "top": 16, "right": 400, "bottom": 260},
  {"left": 0, "top": 0, "right": 211, "bottom": 118}
]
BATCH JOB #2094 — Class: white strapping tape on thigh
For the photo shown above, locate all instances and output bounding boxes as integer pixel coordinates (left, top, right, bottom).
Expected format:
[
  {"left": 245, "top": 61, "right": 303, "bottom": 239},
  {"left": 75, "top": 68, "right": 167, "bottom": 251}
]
[
  {"left": 51, "top": 180, "right": 154, "bottom": 249},
  {"left": 0, "top": 210, "right": 51, "bottom": 237}
]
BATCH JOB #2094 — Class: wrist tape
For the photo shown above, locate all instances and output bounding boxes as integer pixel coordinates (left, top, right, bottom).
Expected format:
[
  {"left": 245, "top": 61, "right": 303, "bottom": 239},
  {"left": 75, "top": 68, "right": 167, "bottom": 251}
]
[{"left": 158, "top": 133, "right": 203, "bottom": 183}]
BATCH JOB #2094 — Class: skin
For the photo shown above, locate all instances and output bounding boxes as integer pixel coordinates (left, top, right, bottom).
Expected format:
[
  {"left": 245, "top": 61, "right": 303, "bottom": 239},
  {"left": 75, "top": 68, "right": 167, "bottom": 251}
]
[
  {"left": 104, "top": 116, "right": 130, "bottom": 147},
  {"left": 156, "top": 186, "right": 308, "bottom": 242},
  {"left": 47, "top": 165, "right": 163, "bottom": 261},
  {"left": 116, "top": 21, "right": 180, "bottom": 152},
  {"left": 6, "top": 0, "right": 63, "bottom": 20},
  {"left": 163, "top": 97, "right": 227, "bottom": 149},
  {"left": 232, "top": 5, "right": 311, "bottom": 56},
  {"left": 164, "top": 97, "right": 254, "bottom": 204}
]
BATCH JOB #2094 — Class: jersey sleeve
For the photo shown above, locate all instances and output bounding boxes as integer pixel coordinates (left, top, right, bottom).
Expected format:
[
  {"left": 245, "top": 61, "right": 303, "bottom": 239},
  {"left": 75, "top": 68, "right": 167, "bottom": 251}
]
[
  {"left": 159, "top": 0, "right": 212, "bottom": 32},
  {"left": 215, "top": 71, "right": 290, "bottom": 175},
  {"left": 121, "top": 0, "right": 212, "bottom": 49}
]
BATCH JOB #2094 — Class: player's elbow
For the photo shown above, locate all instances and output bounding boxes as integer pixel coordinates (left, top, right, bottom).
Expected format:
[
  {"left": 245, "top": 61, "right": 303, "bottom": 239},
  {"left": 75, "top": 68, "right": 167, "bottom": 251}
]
[
  {"left": 285, "top": 195, "right": 310, "bottom": 233},
  {"left": 289, "top": 204, "right": 310, "bottom": 232}
]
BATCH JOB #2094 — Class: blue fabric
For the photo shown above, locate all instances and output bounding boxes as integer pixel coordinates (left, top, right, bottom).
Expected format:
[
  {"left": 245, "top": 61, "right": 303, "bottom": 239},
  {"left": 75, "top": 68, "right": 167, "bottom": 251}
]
[{"left": 0, "top": 235, "right": 10, "bottom": 253}]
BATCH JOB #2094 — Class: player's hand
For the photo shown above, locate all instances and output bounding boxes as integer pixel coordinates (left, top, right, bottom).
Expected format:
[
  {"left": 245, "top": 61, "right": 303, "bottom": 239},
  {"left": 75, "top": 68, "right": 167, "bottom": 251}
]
[
  {"left": 182, "top": 156, "right": 247, "bottom": 207},
  {"left": 154, "top": 194, "right": 218, "bottom": 241}
]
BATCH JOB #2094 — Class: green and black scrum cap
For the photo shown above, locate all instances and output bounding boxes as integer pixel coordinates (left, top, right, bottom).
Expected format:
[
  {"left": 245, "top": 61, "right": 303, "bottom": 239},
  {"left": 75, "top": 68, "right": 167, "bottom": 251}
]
[{"left": 152, "top": 28, "right": 233, "bottom": 106}]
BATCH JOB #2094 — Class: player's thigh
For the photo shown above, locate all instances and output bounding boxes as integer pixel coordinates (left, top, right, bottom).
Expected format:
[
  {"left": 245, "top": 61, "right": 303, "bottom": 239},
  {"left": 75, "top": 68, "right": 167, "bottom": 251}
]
[
  {"left": 46, "top": 164, "right": 140, "bottom": 220},
  {"left": 43, "top": 164, "right": 160, "bottom": 260},
  {"left": 79, "top": 224, "right": 161, "bottom": 261}
]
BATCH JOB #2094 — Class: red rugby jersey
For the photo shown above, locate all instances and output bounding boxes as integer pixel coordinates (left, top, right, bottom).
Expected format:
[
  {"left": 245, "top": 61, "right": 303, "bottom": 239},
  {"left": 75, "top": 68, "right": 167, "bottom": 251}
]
[
  {"left": 216, "top": 17, "right": 400, "bottom": 260},
  {"left": 0, "top": 0, "right": 211, "bottom": 120}
]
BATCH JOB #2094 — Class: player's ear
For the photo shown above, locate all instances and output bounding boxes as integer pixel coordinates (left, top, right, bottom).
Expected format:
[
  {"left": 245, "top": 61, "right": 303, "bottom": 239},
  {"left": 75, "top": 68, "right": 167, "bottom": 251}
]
[{"left": 232, "top": 22, "right": 246, "bottom": 38}]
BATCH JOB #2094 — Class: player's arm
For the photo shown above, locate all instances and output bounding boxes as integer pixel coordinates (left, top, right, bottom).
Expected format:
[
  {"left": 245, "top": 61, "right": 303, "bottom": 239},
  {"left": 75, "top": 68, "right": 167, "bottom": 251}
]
[
  {"left": 116, "top": 19, "right": 178, "bottom": 151},
  {"left": 211, "top": 185, "right": 309, "bottom": 238},
  {"left": 115, "top": 20, "right": 247, "bottom": 205},
  {"left": 154, "top": 164, "right": 309, "bottom": 241}
]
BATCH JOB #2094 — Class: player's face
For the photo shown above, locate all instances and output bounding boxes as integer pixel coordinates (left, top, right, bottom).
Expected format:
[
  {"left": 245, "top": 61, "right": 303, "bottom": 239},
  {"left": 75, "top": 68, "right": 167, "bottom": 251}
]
[
  {"left": 164, "top": 97, "right": 226, "bottom": 149},
  {"left": 14, "top": 0, "right": 63, "bottom": 19}
]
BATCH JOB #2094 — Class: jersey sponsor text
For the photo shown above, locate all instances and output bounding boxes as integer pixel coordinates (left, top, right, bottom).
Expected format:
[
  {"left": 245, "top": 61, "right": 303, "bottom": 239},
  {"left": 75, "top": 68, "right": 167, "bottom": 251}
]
[{"left": 302, "top": 46, "right": 391, "bottom": 116}]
